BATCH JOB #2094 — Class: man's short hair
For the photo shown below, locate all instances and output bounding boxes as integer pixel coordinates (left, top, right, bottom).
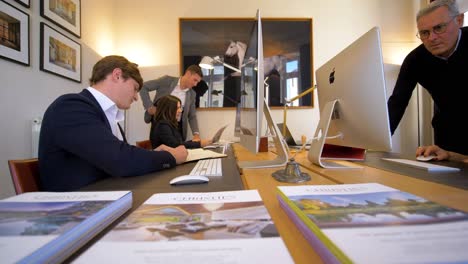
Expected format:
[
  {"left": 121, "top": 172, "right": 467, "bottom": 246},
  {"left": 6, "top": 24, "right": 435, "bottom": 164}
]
[
  {"left": 89, "top": 55, "right": 143, "bottom": 89},
  {"left": 185, "top": 64, "right": 203, "bottom": 78},
  {"left": 417, "top": 0, "right": 459, "bottom": 21}
]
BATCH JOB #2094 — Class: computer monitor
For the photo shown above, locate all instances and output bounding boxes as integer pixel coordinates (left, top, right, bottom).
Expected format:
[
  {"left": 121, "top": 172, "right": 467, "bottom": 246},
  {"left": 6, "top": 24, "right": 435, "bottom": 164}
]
[
  {"left": 308, "top": 27, "right": 392, "bottom": 169},
  {"left": 237, "top": 10, "right": 288, "bottom": 169}
]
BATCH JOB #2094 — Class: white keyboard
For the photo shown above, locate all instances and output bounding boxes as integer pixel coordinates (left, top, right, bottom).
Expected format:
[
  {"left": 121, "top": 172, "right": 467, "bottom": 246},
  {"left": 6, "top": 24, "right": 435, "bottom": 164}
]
[
  {"left": 189, "top": 158, "right": 223, "bottom": 177},
  {"left": 382, "top": 158, "right": 460, "bottom": 172}
]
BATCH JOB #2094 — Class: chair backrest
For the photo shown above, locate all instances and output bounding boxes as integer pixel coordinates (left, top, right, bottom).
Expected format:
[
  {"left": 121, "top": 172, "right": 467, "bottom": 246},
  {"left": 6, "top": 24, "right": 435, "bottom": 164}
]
[
  {"left": 136, "top": 140, "right": 152, "bottom": 150},
  {"left": 8, "top": 158, "right": 40, "bottom": 194}
]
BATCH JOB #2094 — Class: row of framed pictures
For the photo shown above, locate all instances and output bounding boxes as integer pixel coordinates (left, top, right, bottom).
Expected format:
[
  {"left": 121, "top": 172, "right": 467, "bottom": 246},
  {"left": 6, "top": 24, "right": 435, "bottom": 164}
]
[{"left": 0, "top": 0, "right": 82, "bottom": 82}]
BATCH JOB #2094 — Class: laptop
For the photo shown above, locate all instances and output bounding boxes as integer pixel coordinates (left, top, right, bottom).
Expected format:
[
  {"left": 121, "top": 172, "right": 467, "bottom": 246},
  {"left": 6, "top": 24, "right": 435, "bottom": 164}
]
[
  {"left": 203, "top": 125, "right": 228, "bottom": 149},
  {"left": 211, "top": 125, "right": 228, "bottom": 143},
  {"left": 277, "top": 123, "right": 309, "bottom": 149}
]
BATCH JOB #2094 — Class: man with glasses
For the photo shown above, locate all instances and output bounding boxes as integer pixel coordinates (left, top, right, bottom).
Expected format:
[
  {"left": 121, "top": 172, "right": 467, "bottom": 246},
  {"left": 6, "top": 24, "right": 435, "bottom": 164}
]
[{"left": 387, "top": 0, "right": 467, "bottom": 155}]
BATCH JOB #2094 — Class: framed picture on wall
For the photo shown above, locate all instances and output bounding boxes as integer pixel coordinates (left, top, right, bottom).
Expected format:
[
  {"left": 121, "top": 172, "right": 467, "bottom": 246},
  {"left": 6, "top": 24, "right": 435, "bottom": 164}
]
[
  {"left": 14, "top": 0, "right": 30, "bottom": 8},
  {"left": 40, "top": 22, "right": 81, "bottom": 83},
  {"left": 0, "top": 0, "right": 30, "bottom": 66},
  {"left": 180, "top": 18, "right": 313, "bottom": 109},
  {"left": 40, "top": 0, "right": 81, "bottom": 38}
]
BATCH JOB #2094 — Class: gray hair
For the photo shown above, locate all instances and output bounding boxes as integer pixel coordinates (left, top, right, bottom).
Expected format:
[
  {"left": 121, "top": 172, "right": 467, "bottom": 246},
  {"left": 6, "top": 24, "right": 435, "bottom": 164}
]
[{"left": 417, "top": 0, "right": 460, "bottom": 21}]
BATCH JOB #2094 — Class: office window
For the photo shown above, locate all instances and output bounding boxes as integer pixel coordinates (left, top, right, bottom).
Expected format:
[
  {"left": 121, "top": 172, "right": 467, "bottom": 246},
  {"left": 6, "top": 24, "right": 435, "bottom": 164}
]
[
  {"left": 286, "top": 60, "right": 299, "bottom": 106},
  {"left": 200, "top": 65, "right": 226, "bottom": 107}
]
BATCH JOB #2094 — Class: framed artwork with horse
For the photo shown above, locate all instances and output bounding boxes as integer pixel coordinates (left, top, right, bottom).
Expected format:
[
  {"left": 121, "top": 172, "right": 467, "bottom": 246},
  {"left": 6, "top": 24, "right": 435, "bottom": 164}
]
[{"left": 179, "top": 18, "right": 313, "bottom": 109}]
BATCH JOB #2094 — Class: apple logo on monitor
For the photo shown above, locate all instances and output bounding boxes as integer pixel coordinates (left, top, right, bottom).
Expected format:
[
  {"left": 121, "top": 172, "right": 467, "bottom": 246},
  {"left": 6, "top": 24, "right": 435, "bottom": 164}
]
[{"left": 329, "top": 67, "right": 335, "bottom": 84}]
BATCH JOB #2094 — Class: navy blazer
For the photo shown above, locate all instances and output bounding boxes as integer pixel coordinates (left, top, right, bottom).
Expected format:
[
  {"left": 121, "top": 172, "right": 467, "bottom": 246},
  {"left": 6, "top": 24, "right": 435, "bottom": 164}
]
[
  {"left": 150, "top": 120, "right": 201, "bottom": 149},
  {"left": 38, "top": 89, "right": 176, "bottom": 191}
]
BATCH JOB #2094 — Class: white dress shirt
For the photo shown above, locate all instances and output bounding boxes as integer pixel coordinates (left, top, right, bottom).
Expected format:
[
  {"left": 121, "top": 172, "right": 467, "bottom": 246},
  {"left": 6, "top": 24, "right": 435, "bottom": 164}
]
[
  {"left": 170, "top": 78, "right": 188, "bottom": 108},
  {"left": 87, "top": 87, "right": 125, "bottom": 140}
]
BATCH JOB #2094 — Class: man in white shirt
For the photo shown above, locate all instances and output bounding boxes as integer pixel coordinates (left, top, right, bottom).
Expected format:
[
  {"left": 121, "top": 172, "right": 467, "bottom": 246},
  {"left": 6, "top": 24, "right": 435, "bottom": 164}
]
[
  {"left": 39, "top": 55, "right": 188, "bottom": 191},
  {"left": 87, "top": 87, "right": 126, "bottom": 141},
  {"left": 139, "top": 65, "right": 203, "bottom": 141}
]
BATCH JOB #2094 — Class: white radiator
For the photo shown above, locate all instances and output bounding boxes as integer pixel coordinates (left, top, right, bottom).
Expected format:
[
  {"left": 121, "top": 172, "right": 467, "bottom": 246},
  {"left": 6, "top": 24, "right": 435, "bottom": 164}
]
[{"left": 32, "top": 117, "right": 42, "bottom": 158}]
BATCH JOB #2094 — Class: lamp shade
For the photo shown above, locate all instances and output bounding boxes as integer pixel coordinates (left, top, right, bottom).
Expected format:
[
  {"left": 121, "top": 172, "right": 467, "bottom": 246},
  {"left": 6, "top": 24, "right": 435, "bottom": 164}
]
[{"left": 199, "top": 56, "right": 215, "bottom": 70}]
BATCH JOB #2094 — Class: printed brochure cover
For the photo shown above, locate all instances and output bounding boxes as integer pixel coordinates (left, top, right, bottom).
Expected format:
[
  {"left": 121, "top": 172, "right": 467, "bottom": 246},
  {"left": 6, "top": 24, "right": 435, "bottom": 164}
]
[
  {"left": 277, "top": 183, "right": 468, "bottom": 264},
  {"left": 0, "top": 191, "right": 132, "bottom": 264},
  {"left": 76, "top": 190, "right": 293, "bottom": 263}
]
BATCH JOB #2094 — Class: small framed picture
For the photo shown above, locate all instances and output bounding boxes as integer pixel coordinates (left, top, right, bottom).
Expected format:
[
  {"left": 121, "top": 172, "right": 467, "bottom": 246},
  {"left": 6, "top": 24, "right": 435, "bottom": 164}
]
[
  {"left": 40, "top": 0, "right": 80, "bottom": 38},
  {"left": 0, "top": 0, "right": 30, "bottom": 66},
  {"left": 40, "top": 22, "right": 81, "bottom": 83},
  {"left": 14, "top": 0, "right": 30, "bottom": 8}
]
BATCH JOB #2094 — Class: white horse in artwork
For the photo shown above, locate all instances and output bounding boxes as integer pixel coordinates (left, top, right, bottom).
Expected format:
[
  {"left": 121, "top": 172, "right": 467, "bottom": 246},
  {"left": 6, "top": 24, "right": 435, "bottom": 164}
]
[
  {"left": 224, "top": 40, "right": 287, "bottom": 80},
  {"left": 264, "top": 55, "right": 286, "bottom": 78},
  {"left": 225, "top": 41, "right": 246, "bottom": 76}
]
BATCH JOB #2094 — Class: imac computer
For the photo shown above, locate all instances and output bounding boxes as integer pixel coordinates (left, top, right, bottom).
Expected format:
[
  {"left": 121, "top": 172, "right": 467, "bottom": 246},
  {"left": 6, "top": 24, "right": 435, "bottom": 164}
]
[
  {"left": 308, "top": 27, "right": 392, "bottom": 169},
  {"left": 237, "top": 10, "right": 288, "bottom": 169}
]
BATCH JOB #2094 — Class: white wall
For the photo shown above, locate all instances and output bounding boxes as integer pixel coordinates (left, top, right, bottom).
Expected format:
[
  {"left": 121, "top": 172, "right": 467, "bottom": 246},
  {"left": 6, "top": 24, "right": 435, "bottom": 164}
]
[
  {"left": 109, "top": 0, "right": 421, "bottom": 146},
  {"left": 0, "top": 0, "right": 423, "bottom": 198},
  {"left": 0, "top": 0, "right": 113, "bottom": 198}
]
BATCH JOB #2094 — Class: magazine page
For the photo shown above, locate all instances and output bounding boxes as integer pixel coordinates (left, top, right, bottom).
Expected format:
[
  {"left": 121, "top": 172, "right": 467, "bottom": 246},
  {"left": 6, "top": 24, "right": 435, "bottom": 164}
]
[
  {"left": 0, "top": 191, "right": 131, "bottom": 264},
  {"left": 186, "top": 148, "right": 227, "bottom": 162},
  {"left": 278, "top": 183, "right": 468, "bottom": 264},
  {"left": 75, "top": 190, "right": 293, "bottom": 264}
]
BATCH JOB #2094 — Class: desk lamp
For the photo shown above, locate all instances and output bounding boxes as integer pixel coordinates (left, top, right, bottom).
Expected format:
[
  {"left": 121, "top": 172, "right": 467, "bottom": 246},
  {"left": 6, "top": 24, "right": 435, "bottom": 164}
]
[
  {"left": 282, "top": 85, "right": 316, "bottom": 137},
  {"left": 271, "top": 85, "right": 316, "bottom": 183},
  {"left": 199, "top": 56, "right": 241, "bottom": 73}
]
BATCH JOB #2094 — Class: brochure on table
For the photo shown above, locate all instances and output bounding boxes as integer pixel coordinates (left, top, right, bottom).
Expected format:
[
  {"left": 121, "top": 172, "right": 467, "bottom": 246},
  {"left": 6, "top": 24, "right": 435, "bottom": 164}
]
[
  {"left": 277, "top": 183, "right": 468, "bottom": 264},
  {"left": 0, "top": 191, "right": 132, "bottom": 264},
  {"left": 76, "top": 190, "right": 293, "bottom": 264}
]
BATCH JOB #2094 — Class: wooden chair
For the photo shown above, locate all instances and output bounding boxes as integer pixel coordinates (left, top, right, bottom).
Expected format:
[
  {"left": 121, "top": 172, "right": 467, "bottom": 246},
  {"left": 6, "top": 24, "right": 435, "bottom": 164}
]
[
  {"left": 8, "top": 158, "right": 40, "bottom": 194},
  {"left": 136, "top": 140, "right": 152, "bottom": 150}
]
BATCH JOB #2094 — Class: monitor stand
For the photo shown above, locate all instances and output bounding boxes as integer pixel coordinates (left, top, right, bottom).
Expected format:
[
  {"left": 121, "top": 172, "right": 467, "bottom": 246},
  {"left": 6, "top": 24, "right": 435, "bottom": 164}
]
[
  {"left": 308, "top": 99, "right": 365, "bottom": 169},
  {"left": 238, "top": 99, "right": 288, "bottom": 169}
]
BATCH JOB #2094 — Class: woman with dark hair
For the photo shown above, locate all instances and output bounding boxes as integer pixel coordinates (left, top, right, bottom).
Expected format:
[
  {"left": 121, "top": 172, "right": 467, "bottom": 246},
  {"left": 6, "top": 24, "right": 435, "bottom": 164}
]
[{"left": 150, "top": 95, "right": 212, "bottom": 149}]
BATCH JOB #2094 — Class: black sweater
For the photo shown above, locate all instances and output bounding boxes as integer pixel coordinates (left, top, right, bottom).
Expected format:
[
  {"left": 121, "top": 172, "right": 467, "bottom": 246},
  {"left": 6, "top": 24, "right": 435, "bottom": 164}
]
[
  {"left": 387, "top": 27, "right": 468, "bottom": 155},
  {"left": 150, "top": 120, "right": 201, "bottom": 149}
]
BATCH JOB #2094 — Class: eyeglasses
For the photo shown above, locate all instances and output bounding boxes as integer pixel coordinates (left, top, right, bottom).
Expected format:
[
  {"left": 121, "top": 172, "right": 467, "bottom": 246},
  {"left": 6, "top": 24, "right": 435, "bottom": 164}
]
[{"left": 416, "top": 16, "right": 457, "bottom": 40}]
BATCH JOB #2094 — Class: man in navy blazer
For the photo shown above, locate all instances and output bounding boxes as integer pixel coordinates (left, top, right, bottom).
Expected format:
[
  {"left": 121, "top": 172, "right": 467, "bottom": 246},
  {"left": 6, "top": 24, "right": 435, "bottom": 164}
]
[
  {"left": 139, "top": 65, "right": 202, "bottom": 141},
  {"left": 39, "top": 55, "right": 188, "bottom": 191}
]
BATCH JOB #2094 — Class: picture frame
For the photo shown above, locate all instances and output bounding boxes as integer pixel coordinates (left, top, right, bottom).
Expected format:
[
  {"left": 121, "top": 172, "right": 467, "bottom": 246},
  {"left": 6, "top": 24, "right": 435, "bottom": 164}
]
[
  {"left": 14, "top": 0, "right": 30, "bottom": 8},
  {"left": 180, "top": 18, "right": 313, "bottom": 109},
  {"left": 40, "top": 22, "right": 81, "bottom": 83},
  {"left": 40, "top": 0, "right": 80, "bottom": 38},
  {"left": 0, "top": 0, "right": 30, "bottom": 66}
]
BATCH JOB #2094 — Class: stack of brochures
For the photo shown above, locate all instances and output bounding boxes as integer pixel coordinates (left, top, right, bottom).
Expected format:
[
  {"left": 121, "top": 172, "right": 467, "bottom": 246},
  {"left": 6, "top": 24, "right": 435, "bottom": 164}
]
[
  {"left": 277, "top": 183, "right": 468, "bottom": 264},
  {"left": 75, "top": 190, "right": 293, "bottom": 263},
  {"left": 0, "top": 191, "right": 132, "bottom": 264}
]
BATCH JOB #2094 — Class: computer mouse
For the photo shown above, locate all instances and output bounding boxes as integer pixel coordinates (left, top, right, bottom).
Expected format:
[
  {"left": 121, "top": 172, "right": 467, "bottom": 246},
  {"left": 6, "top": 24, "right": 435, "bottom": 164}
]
[
  {"left": 416, "top": 155, "right": 437, "bottom": 162},
  {"left": 169, "top": 175, "right": 209, "bottom": 185}
]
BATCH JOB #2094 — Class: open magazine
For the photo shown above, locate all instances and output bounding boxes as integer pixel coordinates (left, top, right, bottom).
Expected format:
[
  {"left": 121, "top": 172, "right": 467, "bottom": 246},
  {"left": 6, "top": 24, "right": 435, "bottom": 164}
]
[
  {"left": 186, "top": 148, "right": 227, "bottom": 162},
  {"left": 75, "top": 190, "right": 293, "bottom": 263}
]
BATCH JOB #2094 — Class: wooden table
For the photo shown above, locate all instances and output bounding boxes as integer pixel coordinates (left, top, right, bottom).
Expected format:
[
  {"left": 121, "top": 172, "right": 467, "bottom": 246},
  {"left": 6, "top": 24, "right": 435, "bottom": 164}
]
[
  {"left": 294, "top": 151, "right": 468, "bottom": 212},
  {"left": 232, "top": 144, "right": 468, "bottom": 264},
  {"left": 233, "top": 144, "right": 335, "bottom": 264}
]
